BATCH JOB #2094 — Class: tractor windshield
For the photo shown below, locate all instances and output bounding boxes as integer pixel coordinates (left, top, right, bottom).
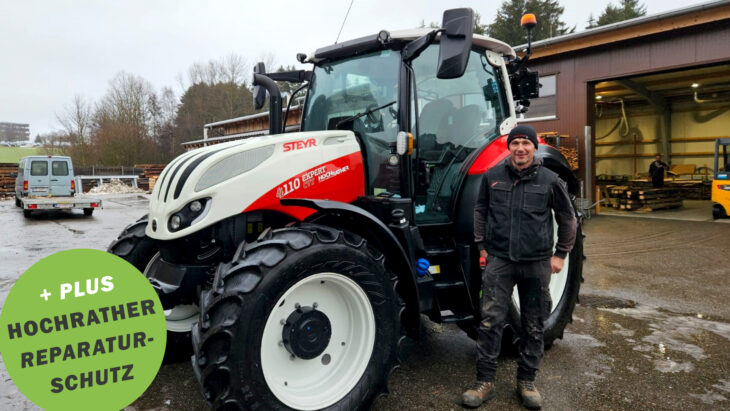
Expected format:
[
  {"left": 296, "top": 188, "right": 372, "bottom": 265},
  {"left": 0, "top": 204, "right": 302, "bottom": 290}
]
[{"left": 302, "top": 50, "right": 401, "bottom": 196}]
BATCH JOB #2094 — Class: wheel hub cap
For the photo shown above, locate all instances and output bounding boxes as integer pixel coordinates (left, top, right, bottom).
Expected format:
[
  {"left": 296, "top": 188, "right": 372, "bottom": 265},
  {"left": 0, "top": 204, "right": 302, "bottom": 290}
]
[{"left": 282, "top": 306, "right": 331, "bottom": 359}]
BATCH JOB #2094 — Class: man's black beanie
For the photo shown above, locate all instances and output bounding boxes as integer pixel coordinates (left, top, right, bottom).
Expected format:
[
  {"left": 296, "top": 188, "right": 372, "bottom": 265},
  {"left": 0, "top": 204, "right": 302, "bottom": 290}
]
[{"left": 507, "top": 125, "right": 539, "bottom": 149}]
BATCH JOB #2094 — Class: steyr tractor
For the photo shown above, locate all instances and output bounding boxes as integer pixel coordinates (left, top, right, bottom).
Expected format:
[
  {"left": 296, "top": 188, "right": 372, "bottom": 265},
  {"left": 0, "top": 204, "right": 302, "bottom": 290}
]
[{"left": 109, "top": 8, "right": 584, "bottom": 410}]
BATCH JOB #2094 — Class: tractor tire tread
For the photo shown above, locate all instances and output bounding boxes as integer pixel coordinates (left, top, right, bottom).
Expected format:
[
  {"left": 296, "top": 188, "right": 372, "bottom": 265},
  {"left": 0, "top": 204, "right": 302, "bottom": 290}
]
[{"left": 192, "top": 223, "right": 405, "bottom": 411}]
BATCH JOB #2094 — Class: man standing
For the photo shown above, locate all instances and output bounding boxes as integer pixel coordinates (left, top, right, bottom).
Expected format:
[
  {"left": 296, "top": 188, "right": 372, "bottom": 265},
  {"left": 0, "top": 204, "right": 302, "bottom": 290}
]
[
  {"left": 462, "top": 125, "right": 577, "bottom": 409},
  {"left": 649, "top": 154, "right": 670, "bottom": 188}
]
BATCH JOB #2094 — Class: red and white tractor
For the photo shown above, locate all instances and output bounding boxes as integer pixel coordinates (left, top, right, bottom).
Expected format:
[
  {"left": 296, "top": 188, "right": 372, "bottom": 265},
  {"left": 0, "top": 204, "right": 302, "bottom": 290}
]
[{"left": 109, "top": 8, "right": 583, "bottom": 410}]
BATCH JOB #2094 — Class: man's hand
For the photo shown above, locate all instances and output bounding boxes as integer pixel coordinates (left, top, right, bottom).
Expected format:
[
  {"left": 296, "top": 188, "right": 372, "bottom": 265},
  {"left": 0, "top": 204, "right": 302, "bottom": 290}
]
[{"left": 550, "top": 256, "right": 565, "bottom": 274}]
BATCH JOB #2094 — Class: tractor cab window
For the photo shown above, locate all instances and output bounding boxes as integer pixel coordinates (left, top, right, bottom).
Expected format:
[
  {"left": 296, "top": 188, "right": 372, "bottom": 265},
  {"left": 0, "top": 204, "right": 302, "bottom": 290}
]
[
  {"left": 302, "top": 50, "right": 401, "bottom": 196},
  {"left": 411, "top": 45, "right": 508, "bottom": 223}
]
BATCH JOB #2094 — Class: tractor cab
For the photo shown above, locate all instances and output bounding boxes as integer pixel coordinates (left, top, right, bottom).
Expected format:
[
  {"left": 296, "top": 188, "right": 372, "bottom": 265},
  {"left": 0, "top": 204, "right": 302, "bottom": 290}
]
[
  {"left": 299, "top": 40, "right": 514, "bottom": 225},
  {"left": 282, "top": 21, "right": 525, "bottom": 229}
]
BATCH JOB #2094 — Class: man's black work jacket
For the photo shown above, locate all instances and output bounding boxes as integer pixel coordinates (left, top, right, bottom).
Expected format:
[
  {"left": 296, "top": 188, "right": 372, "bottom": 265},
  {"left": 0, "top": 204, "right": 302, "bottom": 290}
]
[{"left": 473, "top": 158, "right": 577, "bottom": 262}]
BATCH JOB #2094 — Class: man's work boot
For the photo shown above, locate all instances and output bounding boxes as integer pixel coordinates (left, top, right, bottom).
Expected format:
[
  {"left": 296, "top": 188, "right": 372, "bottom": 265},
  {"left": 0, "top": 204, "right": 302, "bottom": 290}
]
[
  {"left": 462, "top": 381, "right": 496, "bottom": 408},
  {"left": 516, "top": 380, "right": 542, "bottom": 409}
]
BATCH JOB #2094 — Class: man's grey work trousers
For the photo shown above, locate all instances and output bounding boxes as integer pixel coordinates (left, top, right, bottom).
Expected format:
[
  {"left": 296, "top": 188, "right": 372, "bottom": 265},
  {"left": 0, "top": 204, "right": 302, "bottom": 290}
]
[{"left": 476, "top": 255, "right": 551, "bottom": 382}]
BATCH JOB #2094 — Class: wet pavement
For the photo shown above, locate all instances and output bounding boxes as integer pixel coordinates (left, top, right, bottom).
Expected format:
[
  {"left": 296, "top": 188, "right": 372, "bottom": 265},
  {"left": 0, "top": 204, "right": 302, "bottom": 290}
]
[{"left": 1, "top": 195, "right": 729, "bottom": 410}]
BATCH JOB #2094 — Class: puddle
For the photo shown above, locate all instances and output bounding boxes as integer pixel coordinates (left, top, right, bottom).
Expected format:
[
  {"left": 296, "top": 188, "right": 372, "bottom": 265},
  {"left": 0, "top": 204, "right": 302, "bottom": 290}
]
[
  {"left": 654, "top": 359, "right": 694, "bottom": 373},
  {"left": 690, "top": 390, "right": 727, "bottom": 405},
  {"left": 600, "top": 304, "right": 730, "bottom": 374},
  {"left": 561, "top": 332, "right": 605, "bottom": 348},
  {"left": 580, "top": 294, "right": 637, "bottom": 309}
]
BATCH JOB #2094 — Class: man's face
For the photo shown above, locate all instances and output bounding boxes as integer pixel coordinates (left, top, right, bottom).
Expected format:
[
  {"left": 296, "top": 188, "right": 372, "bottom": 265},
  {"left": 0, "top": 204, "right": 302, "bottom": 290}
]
[
  {"left": 655, "top": 155, "right": 661, "bottom": 162},
  {"left": 509, "top": 138, "right": 536, "bottom": 168}
]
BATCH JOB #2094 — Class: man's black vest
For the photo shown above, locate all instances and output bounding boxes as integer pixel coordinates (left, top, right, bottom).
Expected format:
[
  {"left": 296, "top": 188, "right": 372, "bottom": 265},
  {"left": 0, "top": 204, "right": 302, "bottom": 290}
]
[{"left": 484, "top": 161, "right": 559, "bottom": 261}]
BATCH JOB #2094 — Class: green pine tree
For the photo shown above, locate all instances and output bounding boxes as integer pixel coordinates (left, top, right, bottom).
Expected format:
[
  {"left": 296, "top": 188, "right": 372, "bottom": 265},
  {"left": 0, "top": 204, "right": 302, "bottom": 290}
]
[
  {"left": 487, "top": 0, "right": 575, "bottom": 46},
  {"left": 591, "top": 0, "right": 647, "bottom": 28}
]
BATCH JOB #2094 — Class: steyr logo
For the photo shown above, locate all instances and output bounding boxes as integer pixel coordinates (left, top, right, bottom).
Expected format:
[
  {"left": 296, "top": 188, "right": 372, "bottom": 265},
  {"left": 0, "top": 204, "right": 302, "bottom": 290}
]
[{"left": 283, "top": 138, "right": 317, "bottom": 152}]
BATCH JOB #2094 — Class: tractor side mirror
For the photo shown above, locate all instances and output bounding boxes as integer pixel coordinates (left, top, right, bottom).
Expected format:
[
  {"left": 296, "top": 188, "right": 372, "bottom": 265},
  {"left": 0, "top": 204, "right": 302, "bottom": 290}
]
[
  {"left": 436, "top": 8, "right": 474, "bottom": 79},
  {"left": 252, "top": 62, "right": 267, "bottom": 110}
]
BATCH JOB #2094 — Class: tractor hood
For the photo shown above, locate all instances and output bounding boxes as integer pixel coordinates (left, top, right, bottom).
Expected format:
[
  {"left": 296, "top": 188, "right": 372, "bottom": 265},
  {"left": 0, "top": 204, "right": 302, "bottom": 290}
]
[{"left": 146, "top": 130, "right": 364, "bottom": 240}]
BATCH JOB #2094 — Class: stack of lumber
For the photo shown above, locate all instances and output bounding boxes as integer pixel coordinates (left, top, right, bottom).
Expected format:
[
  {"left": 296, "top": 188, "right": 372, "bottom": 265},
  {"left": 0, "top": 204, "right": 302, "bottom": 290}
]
[
  {"left": 135, "top": 164, "right": 166, "bottom": 191},
  {"left": 601, "top": 185, "right": 683, "bottom": 211},
  {"left": 671, "top": 180, "right": 712, "bottom": 200},
  {"left": 619, "top": 187, "right": 683, "bottom": 211},
  {"left": 0, "top": 163, "right": 17, "bottom": 197},
  {"left": 604, "top": 185, "right": 629, "bottom": 208},
  {"left": 559, "top": 147, "right": 579, "bottom": 170}
]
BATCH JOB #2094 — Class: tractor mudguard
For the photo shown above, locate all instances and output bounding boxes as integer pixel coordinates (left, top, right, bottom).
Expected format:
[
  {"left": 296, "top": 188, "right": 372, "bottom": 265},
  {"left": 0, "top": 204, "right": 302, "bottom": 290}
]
[
  {"left": 281, "top": 198, "right": 420, "bottom": 337},
  {"left": 536, "top": 144, "right": 579, "bottom": 195}
]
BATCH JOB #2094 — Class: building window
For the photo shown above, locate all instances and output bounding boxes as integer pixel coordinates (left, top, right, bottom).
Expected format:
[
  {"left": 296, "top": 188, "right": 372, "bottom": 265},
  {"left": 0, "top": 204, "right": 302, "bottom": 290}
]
[{"left": 520, "top": 74, "right": 556, "bottom": 121}]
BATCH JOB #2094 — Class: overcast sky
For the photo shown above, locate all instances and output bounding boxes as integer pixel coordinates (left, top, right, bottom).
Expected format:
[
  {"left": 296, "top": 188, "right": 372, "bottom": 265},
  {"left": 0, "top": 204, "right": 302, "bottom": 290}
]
[{"left": 0, "top": 0, "right": 713, "bottom": 137}]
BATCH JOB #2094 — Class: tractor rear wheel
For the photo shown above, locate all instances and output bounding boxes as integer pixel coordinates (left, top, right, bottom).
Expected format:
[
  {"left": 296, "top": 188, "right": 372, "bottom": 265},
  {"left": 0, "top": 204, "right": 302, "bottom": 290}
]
[
  {"left": 107, "top": 216, "right": 196, "bottom": 362},
  {"left": 506, "top": 220, "right": 584, "bottom": 349},
  {"left": 192, "top": 224, "right": 403, "bottom": 410}
]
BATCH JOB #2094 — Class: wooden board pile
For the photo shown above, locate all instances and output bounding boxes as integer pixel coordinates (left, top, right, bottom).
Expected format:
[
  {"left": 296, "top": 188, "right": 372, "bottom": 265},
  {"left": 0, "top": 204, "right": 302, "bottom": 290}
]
[
  {"left": 0, "top": 163, "right": 17, "bottom": 197},
  {"left": 603, "top": 185, "right": 683, "bottom": 211},
  {"left": 671, "top": 180, "right": 712, "bottom": 200},
  {"left": 559, "top": 147, "right": 579, "bottom": 170},
  {"left": 135, "top": 164, "right": 166, "bottom": 191}
]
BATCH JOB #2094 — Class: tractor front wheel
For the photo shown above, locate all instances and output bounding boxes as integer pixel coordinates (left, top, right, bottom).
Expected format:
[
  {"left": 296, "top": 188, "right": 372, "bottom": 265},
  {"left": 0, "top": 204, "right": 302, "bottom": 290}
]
[
  {"left": 107, "top": 216, "right": 197, "bottom": 362},
  {"left": 192, "top": 224, "right": 403, "bottom": 410}
]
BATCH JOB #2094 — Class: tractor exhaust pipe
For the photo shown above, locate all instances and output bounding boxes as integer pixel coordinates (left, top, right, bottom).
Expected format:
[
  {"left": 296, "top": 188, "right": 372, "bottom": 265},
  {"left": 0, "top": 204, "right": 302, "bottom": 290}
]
[{"left": 252, "top": 62, "right": 282, "bottom": 136}]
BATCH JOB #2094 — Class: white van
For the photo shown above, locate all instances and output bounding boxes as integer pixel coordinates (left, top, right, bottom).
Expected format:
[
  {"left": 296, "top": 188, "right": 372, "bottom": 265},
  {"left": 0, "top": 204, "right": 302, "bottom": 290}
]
[
  {"left": 14, "top": 155, "right": 75, "bottom": 198},
  {"left": 12, "top": 155, "right": 101, "bottom": 218}
]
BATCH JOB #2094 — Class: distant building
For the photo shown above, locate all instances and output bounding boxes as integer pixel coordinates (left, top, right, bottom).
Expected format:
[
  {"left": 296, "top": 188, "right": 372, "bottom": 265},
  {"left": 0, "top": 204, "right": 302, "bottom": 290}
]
[{"left": 0, "top": 122, "right": 30, "bottom": 142}]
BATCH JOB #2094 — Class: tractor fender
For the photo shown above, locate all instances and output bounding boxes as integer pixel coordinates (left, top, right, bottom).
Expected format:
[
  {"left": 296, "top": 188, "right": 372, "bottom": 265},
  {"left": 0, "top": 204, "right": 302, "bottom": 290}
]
[
  {"left": 281, "top": 198, "right": 420, "bottom": 337},
  {"left": 536, "top": 144, "right": 579, "bottom": 195}
]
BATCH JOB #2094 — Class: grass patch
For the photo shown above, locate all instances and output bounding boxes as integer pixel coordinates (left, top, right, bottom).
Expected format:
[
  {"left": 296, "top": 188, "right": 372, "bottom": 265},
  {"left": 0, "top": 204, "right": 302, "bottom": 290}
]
[{"left": 0, "top": 147, "right": 63, "bottom": 164}]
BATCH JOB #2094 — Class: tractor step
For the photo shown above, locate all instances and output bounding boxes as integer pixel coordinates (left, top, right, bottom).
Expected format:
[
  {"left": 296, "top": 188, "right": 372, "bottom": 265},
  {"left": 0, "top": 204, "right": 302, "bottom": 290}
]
[
  {"left": 424, "top": 247, "right": 456, "bottom": 257},
  {"left": 433, "top": 280, "right": 466, "bottom": 290},
  {"left": 440, "top": 311, "right": 475, "bottom": 323}
]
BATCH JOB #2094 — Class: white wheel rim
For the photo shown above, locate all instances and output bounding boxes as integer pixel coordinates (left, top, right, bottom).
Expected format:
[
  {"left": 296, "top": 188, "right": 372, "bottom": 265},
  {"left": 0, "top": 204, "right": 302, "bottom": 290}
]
[
  {"left": 512, "top": 212, "right": 570, "bottom": 315},
  {"left": 261, "top": 272, "right": 376, "bottom": 410},
  {"left": 144, "top": 252, "right": 199, "bottom": 333}
]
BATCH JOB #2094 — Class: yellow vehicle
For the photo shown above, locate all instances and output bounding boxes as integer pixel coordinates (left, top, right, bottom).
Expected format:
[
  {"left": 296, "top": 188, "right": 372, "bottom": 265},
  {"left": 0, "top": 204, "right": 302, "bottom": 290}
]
[{"left": 712, "top": 138, "right": 730, "bottom": 219}]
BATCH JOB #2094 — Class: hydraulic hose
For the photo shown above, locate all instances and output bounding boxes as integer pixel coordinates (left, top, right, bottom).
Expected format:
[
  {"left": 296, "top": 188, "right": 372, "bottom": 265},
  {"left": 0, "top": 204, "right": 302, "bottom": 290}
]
[{"left": 595, "top": 99, "right": 629, "bottom": 140}]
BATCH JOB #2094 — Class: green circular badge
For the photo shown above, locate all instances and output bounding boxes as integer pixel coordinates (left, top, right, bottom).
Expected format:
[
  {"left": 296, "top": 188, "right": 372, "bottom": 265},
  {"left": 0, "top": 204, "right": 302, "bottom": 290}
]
[{"left": 0, "top": 249, "right": 166, "bottom": 411}]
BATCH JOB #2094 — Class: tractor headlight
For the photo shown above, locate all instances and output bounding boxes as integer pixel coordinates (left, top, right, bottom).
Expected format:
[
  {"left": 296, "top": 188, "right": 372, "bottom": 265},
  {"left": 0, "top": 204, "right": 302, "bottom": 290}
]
[
  {"left": 189, "top": 200, "right": 203, "bottom": 212},
  {"left": 168, "top": 198, "right": 211, "bottom": 232},
  {"left": 169, "top": 215, "right": 182, "bottom": 230},
  {"left": 195, "top": 145, "right": 275, "bottom": 191}
]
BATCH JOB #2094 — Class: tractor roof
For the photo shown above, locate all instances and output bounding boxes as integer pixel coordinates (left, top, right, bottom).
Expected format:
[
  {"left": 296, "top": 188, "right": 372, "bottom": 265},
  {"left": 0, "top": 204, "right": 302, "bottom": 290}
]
[{"left": 311, "top": 28, "right": 515, "bottom": 63}]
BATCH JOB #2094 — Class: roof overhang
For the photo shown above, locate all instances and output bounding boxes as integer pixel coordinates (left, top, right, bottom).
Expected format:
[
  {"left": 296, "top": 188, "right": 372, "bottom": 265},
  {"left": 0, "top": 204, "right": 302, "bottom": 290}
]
[{"left": 516, "top": 0, "right": 730, "bottom": 60}]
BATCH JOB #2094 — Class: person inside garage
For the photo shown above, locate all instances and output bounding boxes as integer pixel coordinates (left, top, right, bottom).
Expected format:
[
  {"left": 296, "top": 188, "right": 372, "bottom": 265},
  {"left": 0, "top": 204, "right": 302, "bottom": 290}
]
[
  {"left": 649, "top": 154, "right": 670, "bottom": 188},
  {"left": 463, "top": 125, "right": 577, "bottom": 409}
]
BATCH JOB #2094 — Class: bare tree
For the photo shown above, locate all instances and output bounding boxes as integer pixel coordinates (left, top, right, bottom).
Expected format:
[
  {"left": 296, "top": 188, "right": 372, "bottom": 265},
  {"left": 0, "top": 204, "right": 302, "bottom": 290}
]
[
  {"left": 56, "top": 95, "right": 92, "bottom": 143},
  {"left": 93, "top": 72, "right": 164, "bottom": 165},
  {"left": 222, "top": 53, "right": 249, "bottom": 85},
  {"left": 257, "top": 52, "right": 278, "bottom": 73},
  {"left": 56, "top": 95, "right": 93, "bottom": 165}
]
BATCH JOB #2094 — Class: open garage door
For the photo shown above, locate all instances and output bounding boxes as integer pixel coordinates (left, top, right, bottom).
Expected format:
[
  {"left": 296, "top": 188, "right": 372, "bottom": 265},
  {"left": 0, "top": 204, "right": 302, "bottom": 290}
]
[{"left": 591, "top": 63, "right": 730, "bottom": 221}]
